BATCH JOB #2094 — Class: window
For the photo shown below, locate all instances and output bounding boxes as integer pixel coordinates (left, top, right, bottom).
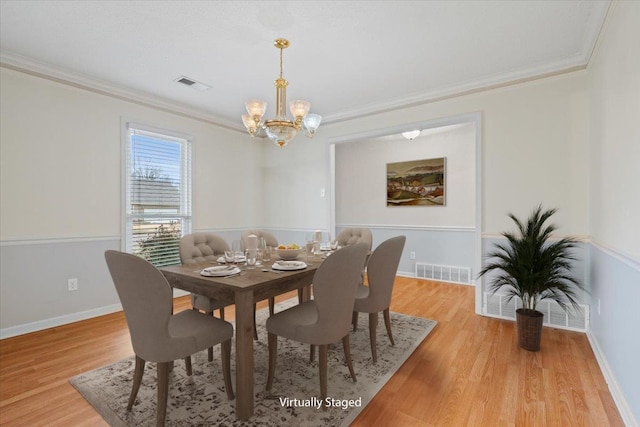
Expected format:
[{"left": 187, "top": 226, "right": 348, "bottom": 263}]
[{"left": 123, "top": 123, "right": 192, "bottom": 266}]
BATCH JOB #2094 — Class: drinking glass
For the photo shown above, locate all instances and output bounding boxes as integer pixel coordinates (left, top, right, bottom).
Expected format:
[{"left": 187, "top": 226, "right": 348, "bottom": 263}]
[
  {"left": 306, "top": 241, "right": 315, "bottom": 260},
  {"left": 245, "top": 250, "right": 257, "bottom": 270},
  {"left": 262, "top": 246, "right": 271, "bottom": 262},
  {"left": 231, "top": 240, "right": 243, "bottom": 265}
]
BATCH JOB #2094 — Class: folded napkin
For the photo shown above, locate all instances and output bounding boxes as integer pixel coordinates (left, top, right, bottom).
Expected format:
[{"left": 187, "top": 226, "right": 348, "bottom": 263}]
[
  {"left": 272, "top": 261, "right": 307, "bottom": 271},
  {"left": 201, "top": 265, "right": 241, "bottom": 277}
]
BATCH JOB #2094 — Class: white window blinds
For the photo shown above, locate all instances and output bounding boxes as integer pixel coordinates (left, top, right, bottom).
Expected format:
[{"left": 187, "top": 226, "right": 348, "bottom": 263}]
[{"left": 124, "top": 124, "right": 192, "bottom": 266}]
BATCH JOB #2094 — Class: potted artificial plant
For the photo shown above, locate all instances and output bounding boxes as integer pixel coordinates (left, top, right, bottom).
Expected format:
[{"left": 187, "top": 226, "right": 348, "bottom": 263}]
[{"left": 478, "top": 205, "right": 584, "bottom": 351}]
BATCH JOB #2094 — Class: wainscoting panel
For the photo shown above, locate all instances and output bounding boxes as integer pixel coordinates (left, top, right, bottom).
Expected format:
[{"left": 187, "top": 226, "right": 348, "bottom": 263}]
[
  {"left": 336, "top": 225, "right": 476, "bottom": 278},
  {"left": 588, "top": 242, "right": 640, "bottom": 426},
  {"left": 251, "top": 226, "right": 477, "bottom": 279},
  {"left": 0, "top": 238, "right": 122, "bottom": 338}
]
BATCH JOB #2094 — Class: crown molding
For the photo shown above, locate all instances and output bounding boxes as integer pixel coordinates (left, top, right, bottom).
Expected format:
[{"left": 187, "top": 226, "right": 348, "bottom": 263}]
[
  {"left": 323, "top": 56, "right": 586, "bottom": 124},
  {"left": 0, "top": 49, "right": 591, "bottom": 129},
  {"left": 0, "top": 50, "right": 246, "bottom": 133},
  {"left": 2, "top": 0, "right": 610, "bottom": 130},
  {"left": 324, "top": 1, "right": 612, "bottom": 124}
]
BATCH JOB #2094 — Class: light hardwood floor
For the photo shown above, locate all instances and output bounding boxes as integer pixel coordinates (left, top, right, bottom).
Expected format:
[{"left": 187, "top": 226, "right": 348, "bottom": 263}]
[{"left": 0, "top": 277, "right": 624, "bottom": 426}]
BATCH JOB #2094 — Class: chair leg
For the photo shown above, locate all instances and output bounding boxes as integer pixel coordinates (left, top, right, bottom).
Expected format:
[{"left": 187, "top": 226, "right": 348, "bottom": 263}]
[
  {"left": 156, "top": 362, "right": 170, "bottom": 427},
  {"left": 221, "top": 339, "right": 234, "bottom": 400},
  {"left": 127, "top": 355, "right": 145, "bottom": 410},
  {"left": 352, "top": 311, "right": 359, "bottom": 332},
  {"left": 383, "top": 308, "right": 395, "bottom": 346},
  {"left": 297, "top": 288, "right": 304, "bottom": 304},
  {"left": 309, "top": 344, "right": 315, "bottom": 362},
  {"left": 342, "top": 335, "right": 357, "bottom": 382},
  {"left": 253, "top": 304, "right": 259, "bottom": 340},
  {"left": 266, "top": 332, "right": 277, "bottom": 390},
  {"left": 269, "top": 297, "right": 275, "bottom": 315},
  {"left": 207, "top": 310, "right": 215, "bottom": 361},
  {"left": 184, "top": 356, "right": 192, "bottom": 376},
  {"left": 219, "top": 307, "right": 225, "bottom": 320},
  {"left": 369, "top": 312, "right": 378, "bottom": 364},
  {"left": 319, "top": 344, "right": 328, "bottom": 409}
]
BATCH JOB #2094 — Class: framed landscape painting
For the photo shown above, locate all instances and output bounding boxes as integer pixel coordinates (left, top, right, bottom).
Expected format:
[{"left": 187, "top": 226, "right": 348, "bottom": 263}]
[{"left": 386, "top": 157, "right": 446, "bottom": 206}]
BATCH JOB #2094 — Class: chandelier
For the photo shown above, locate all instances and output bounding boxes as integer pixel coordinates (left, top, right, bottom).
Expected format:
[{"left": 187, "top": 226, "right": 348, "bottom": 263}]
[{"left": 242, "top": 39, "right": 321, "bottom": 148}]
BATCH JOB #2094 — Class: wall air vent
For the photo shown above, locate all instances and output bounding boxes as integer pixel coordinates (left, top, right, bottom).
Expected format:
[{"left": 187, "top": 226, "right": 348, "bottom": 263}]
[
  {"left": 483, "top": 292, "right": 589, "bottom": 332},
  {"left": 174, "top": 75, "right": 211, "bottom": 92},
  {"left": 415, "top": 262, "right": 471, "bottom": 285}
]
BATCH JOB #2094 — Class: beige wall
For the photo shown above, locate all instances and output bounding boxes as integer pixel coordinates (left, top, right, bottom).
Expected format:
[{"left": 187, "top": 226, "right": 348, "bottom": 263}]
[
  {"left": 0, "top": 67, "right": 261, "bottom": 241},
  {"left": 335, "top": 123, "right": 476, "bottom": 228},
  {"left": 588, "top": 0, "right": 640, "bottom": 260},
  {"left": 267, "top": 71, "right": 590, "bottom": 237}
]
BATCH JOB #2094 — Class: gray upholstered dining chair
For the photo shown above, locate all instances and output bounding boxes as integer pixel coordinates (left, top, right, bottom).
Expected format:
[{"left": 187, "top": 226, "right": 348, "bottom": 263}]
[
  {"left": 352, "top": 235, "right": 406, "bottom": 363},
  {"left": 241, "top": 229, "right": 279, "bottom": 315},
  {"left": 336, "top": 227, "right": 373, "bottom": 285},
  {"left": 181, "top": 232, "right": 261, "bottom": 342},
  {"left": 180, "top": 233, "right": 231, "bottom": 318},
  {"left": 180, "top": 233, "right": 237, "bottom": 351},
  {"left": 265, "top": 243, "right": 369, "bottom": 406},
  {"left": 104, "top": 250, "right": 234, "bottom": 427},
  {"left": 241, "top": 229, "right": 279, "bottom": 250},
  {"left": 335, "top": 228, "right": 373, "bottom": 251}
]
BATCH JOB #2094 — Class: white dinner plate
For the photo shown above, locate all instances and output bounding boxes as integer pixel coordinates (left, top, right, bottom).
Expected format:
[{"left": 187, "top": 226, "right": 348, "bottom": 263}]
[
  {"left": 200, "top": 265, "right": 241, "bottom": 277},
  {"left": 272, "top": 261, "right": 307, "bottom": 271}
]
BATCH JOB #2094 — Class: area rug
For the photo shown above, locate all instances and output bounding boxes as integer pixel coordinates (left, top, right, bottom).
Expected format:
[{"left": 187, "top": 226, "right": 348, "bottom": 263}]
[{"left": 70, "top": 299, "right": 437, "bottom": 426}]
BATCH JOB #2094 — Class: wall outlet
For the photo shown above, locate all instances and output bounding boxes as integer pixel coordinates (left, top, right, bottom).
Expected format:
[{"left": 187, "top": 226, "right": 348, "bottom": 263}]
[
  {"left": 68, "top": 278, "right": 78, "bottom": 291},
  {"left": 410, "top": 251, "right": 416, "bottom": 260},
  {"left": 597, "top": 298, "right": 601, "bottom": 315},
  {"left": 320, "top": 188, "right": 325, "bottom": 197}
]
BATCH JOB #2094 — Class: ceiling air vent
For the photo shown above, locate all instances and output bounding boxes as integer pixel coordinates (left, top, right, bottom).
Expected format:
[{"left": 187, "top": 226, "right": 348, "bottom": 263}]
[{"left": 174, "top": 75, "right": 211, "bottom": 92}]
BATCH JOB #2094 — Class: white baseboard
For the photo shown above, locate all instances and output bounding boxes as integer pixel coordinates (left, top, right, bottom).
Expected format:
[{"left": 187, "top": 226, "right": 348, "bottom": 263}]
[
  {"left": 0, "top": 290, "right": 193, "bottom": 340},
  {"left": 587, "top": 328, "right": 639, "bottom": 427},
  {"left": 0, "top": 303, "right": 123, "bottom": 340}
]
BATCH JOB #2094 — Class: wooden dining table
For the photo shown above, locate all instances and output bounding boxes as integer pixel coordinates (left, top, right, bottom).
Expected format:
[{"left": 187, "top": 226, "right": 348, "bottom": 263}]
[{"left": 159, "top": 256, "right": 322, "bottom": 421}]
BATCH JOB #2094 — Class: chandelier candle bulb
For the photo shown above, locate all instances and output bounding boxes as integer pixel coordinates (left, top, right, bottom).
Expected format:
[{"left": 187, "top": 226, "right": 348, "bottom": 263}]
[{"left": 290, "top": 100, "right": 311, "bottom": 120}]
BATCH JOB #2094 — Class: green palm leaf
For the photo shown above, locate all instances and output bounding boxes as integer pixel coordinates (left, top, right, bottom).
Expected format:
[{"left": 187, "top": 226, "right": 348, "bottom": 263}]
[{"left": 478, "top": 205, "right": 584, "bottom": 312}]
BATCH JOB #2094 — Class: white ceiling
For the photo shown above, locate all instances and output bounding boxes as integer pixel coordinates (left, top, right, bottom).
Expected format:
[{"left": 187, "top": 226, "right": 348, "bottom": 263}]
[{"left": 0, "top": 1, "right": 611, "bottom": 132}]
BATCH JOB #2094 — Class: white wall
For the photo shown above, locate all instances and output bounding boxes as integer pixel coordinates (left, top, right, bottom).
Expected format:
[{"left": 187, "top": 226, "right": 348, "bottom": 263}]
[
  {"left": 260, "top": 137, "right": 329, "bottom": 231},
  {"left": 588, "top": 1, "right": 640, "bottom": 262},
  {"left": 0, "top": 67, "right": 262, "bottom": 240},
  {"left": 0, "top": 52, "right": 592, "bottom": 329},
  {"left": 586, "top": 1, "right": 640, "bottom": 424},
  {"left": 266, "top": 72, "right": 589, "bottom": 238},
  {"left": 1, "top": 6, "right": 637, "bottom": 421},
  {"left": 335, "top": 123, "right": 475, "bottom": 228},
  {"left": 0, "top": 67, "right": 261, "bottom": 332}
]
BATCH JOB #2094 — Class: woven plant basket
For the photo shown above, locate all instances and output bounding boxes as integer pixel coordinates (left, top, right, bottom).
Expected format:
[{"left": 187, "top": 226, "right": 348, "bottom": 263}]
[{"left": 516, "top": 308, "right": 544, "bottom": 351}]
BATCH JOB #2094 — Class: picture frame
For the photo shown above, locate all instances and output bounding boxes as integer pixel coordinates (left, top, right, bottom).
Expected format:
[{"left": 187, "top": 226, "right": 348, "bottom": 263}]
[{"left": 386, "top": 157, "right": 446, "bottom": 206}]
